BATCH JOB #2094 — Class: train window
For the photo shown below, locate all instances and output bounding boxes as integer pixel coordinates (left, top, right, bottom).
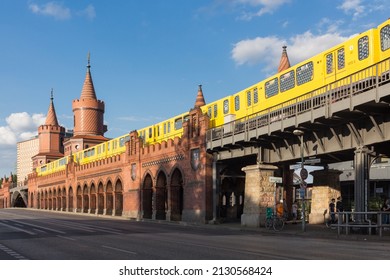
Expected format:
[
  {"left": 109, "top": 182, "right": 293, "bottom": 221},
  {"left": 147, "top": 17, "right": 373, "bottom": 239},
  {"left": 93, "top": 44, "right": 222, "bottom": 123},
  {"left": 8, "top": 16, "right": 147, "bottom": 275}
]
[
  {"left": 184, "top": 115, "right": 189, "bottom": 122},
  {"left": 234, "top": 96, "right": 240, "bottom": 111},
  {"left": 157, "top": 126, "right": 160, "bottom": 137},
  {"left": 148, "top": 127, "right": 152, "bottom": 138},
  {"left": 207, "top": 107, "right": 212, "bottom": 118},
  {"left": 280, "top": 70, "right": 295, "bottom": 92},
  {"left": 59, "top": 158, "right": 67, "bottom": 166},
  {"left": 175, "top": 118, "right": 183, "bottom": 130},
  {"left": 265, "top": 78, "right": 279, "bottom": 98},
  {"left": 214, "top": 104, "right": 218, "bottom": 117},
  {"left": 380, "top": 25, "right": 390, "bottom": 51},
  {"left": 297, "top": 62, "right": 314, "bottom": 85},
  {"left": 326, "top": 53, "right": 333, "bottom": 74},
  {"left": 358, "top": 36, "right": 369, "bottom": 60},
  {"left": 338, "top": 48, "right": 345, "bottom": 69},
  {"left": 163, "top": 123, "right": 167, "bottom": 134},
  {"left": 168, "top": 122, "right": 171, "bottom": 133},
  {"left": 247, "top": 91, "right": 251, "bottom": 106},
  {"left": 223, "top": 99, "right": 229, "bottom": 114},
  {"left": 119, "top": 136, "right": 129, "bottom": 147},
  {"left": 84, "top": 148, "right": 95, "bottom": 158},
  {"left": 254, "top": 88, "right": 258, "bottom": 104}
]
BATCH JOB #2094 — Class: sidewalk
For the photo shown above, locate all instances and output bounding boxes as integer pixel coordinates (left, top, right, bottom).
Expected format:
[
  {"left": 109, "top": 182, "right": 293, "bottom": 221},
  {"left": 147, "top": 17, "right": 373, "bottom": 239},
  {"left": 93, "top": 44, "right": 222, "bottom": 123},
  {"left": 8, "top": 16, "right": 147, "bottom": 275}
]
[{"left": 199, "top": 220, "right": 390, "bottom": 242}]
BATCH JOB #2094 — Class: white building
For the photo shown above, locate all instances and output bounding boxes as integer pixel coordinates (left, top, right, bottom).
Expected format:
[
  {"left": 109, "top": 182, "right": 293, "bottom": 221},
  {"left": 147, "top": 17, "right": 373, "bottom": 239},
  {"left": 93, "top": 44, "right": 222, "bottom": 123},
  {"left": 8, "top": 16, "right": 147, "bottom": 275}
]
[{"left": 16, "top": 136, "right": 39, "bottom": 185}]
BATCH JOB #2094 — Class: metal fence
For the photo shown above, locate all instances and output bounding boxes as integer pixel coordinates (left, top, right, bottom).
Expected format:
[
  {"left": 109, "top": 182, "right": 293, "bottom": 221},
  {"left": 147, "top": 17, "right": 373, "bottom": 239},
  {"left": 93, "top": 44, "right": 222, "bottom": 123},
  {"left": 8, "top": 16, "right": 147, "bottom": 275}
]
[{"left": 331, "top": 211, "right": 390, "bottom": 237}]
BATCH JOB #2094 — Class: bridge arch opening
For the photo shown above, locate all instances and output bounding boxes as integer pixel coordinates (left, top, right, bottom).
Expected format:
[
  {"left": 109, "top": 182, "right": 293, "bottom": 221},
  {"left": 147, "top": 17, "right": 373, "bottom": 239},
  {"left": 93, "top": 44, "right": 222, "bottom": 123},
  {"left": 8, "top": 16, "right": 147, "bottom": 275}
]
[
  {"left": 155, "top": 171, "right": 167, "bottom": 220},
  {"left": 13, "top": 192, "right": 27, "bottom": 208},
  {"left": 142, "top": 174, "right": 153, "bottom": 219},
  {"left": 114, "top": 179, "right": 123, "bottom": 216},
  {"left": 170, "top": 168, "right": 183, "bottom": 221},
  {"left": 106, "top": 180, "right": 113, "bottom": 215}
]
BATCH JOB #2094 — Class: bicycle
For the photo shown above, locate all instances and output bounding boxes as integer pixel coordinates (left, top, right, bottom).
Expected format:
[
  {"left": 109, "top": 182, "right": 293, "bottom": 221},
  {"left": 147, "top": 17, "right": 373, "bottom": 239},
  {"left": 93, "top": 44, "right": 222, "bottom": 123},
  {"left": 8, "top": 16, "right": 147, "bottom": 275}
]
[{"left": 265, "top": 214, "right": 285, "bottom": 231}]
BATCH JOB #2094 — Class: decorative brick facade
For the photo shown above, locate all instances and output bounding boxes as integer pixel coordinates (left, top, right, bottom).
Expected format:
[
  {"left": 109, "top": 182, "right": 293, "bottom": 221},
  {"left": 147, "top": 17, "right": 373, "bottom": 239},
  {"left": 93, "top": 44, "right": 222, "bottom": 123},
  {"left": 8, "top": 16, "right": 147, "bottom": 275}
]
[{"left": 26, "top": 104, "right": 213, "bottom": 223}]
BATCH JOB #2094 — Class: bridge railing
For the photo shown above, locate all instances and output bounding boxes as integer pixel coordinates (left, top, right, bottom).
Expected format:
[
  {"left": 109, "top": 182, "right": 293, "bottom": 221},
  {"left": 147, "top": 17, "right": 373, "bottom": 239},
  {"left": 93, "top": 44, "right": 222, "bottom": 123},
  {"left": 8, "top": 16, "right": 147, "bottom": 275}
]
[
  {"left": 331, "top": 211, "right": 390, "bottom": 238},
  {"left": 207, "top": 58, "right": 390, "bottom": 147}
]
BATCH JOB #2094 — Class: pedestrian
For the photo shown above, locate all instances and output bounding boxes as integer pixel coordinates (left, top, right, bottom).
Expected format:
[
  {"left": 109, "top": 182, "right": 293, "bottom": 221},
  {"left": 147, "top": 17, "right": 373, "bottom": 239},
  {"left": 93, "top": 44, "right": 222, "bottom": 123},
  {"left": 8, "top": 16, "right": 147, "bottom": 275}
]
[
  {"left": 336, "top": 196, "right": 343, "bottom": 223},
  {"left": 292, "top": 200, "right": 298, "bottom": 224},
  {"left": 381, "top": 198, "right": 390, "bottom": 225},
  {"left": 329, "top": 198, "right": 336, "bottom": 224}
]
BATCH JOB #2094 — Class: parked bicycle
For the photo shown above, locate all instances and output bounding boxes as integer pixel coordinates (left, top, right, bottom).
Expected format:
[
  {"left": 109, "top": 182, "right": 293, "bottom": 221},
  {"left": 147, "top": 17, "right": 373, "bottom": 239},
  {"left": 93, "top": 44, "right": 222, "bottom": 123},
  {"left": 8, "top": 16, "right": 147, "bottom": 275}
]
[{"left": 265, "top": 213, "right": 285, "bottom": 231}]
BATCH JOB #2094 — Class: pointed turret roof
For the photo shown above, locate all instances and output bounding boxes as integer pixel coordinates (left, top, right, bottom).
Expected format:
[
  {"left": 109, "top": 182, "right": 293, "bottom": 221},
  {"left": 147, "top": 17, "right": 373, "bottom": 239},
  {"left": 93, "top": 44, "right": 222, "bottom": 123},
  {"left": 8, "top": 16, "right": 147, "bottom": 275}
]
[
  {"left": 80, "top": 52, "right": 97, "bottom": 100},
  {"left": 194, "top": 85, "right": 206, "bottom": 108},
  {"left": 278, "top": 46, "right": 291, "bottom": 73},
  {"left": 45, "top": 89, "right": 59, "bottom": 126}
]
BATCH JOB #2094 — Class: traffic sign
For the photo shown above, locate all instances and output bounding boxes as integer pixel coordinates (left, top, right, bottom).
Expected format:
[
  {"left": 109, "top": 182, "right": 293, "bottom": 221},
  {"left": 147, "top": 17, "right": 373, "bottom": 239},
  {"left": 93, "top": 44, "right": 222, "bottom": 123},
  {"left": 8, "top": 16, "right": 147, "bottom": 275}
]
[
  {"left": 300, "top": 168, "right": 308, "bottom": 180},
  {"left": 269, "top": 176, "right": 283, "bottom": 184},
  {"left": 304, "top": 158, "right": 321, "bottom": 165}
]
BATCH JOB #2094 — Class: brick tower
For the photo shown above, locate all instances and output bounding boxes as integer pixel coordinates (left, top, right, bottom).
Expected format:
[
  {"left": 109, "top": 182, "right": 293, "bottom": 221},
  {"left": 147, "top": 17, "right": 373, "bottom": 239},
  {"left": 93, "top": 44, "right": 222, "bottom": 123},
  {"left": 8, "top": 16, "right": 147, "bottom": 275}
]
[
  {"left": 32, "top": 90, "right": 65, "bottom": 168},
  {"left": 64, "top": 54, "right": 108, "bottom": 156},
  {"left": 278, "top": 46, "right": 291, "bottom": 73}
]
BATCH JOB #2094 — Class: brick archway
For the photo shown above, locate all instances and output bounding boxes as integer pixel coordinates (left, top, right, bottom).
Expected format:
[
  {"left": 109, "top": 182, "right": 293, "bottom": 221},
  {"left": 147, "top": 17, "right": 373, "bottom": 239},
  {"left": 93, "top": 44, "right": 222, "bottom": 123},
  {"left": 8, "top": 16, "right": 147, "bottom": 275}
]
[
  {"left": 142, "top": 174, "right": 153, "bottom": 219},
  {"left": 90, "top": 183, "right": 96, "bottom": 214},
  {"left": 83, "top": 184, "right": 89, "bottom": 213},
  {"left": 155, "top": 171, "right": 167, "bottom": 220},
  {"left": 76, "top": 185, "right": 82, "bottom": 212},
  {"left": 61, "top": 187, "right": 66, "bottom": 211},
  {"left": 170, "top": 168, "right": 183, "bottom": 221},
  {"left": 68, "top": 186, "right": 74, "bottom": 212},
  {"left": 97, "top": 182, "right": 104, "bottom": 215},
  {"left": 114, "top": 179, "right": 123, "bottom": 216},
  {"left": 106, "top": 181, "right": 113, "bottom": 215}
]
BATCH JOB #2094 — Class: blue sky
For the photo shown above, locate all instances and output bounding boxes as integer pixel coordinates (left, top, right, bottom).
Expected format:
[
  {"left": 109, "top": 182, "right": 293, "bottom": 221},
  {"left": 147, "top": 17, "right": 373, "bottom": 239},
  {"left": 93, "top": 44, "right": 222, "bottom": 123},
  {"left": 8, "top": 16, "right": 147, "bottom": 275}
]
[{"left": 0, "top": 0, "right": 389, "bottom": 178}]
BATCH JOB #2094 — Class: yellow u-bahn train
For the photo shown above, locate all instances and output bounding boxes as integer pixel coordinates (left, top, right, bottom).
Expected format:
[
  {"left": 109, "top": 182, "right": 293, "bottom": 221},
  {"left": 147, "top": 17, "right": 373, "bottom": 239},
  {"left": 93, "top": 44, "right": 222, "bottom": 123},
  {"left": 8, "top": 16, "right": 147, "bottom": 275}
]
[{"left": 36, "top": 18, "right": 390, "bottom": 176}]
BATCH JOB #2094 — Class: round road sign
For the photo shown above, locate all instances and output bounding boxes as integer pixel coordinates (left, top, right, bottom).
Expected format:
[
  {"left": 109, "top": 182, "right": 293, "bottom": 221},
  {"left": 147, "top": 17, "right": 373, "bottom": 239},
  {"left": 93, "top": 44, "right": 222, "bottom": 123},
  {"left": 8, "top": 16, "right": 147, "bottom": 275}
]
[{"left": 300, "top": 168, "right": 308, "bottom": 180}]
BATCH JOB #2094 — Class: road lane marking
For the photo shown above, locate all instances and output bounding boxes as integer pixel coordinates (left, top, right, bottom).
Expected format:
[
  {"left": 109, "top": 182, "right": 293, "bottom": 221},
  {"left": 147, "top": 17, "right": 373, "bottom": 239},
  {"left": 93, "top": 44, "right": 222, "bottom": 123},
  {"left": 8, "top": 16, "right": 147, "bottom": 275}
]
[
  {"left": 56, "top": 235, "right": 76, "bottom": 241},
  {"left": 11, "top": 220, "right": 66, "bottom": 234},
  {"left": 101, "top": 245, "right": 137, "bottom": 255},
  {"left": 0, "top": 221, "right": 37, "bottom": 235},
  {"left": 0, "top": 244, "right": 28, "bottom": 260}
]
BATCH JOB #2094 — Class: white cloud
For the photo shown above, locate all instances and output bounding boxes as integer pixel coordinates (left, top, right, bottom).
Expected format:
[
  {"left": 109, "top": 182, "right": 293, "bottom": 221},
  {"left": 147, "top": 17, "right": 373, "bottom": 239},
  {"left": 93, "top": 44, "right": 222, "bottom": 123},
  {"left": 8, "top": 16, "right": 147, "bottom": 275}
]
[
  {"left": 0, "top": 112, "right": 45, "bottom": 177},
  {"left": 0, "top": 112, "right": 45, "bottom": 146},
  {"left": 29, "top": 2, "right": 71, "bottom": 20},
  {"left": 234, "top": 0, "right": 290, "bottom": 20},
  {"left": 78, "top": 4, "right": 96, "bottom": 20},
  {"left": 338, "top": 0, "right": 364, "bottom": 20},
  {"left": 29, "top": 2, "right": 96, "bottom": 21},
  {"left": 231, "top": 30, "right": 350, "bottom": 73}
]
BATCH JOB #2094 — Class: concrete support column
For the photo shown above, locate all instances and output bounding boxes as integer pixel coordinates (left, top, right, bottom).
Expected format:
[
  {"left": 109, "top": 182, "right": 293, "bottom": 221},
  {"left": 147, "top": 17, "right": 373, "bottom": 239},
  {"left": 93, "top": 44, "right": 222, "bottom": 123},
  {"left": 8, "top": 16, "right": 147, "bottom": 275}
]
[
  {"left": 309, "top": 169, "right": 342, "bottom": 224},
  {"left": 354, "top": 146, "right": 371, "bottom": 222},
  {"left": 241, "top": 164, "right": 278, "bottom": 227}
]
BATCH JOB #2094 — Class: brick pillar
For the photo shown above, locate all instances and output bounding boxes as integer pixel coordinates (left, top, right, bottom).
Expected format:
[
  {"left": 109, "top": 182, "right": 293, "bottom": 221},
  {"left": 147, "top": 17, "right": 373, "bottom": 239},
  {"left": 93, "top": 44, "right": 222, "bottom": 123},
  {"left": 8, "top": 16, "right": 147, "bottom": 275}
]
[
  {"left": 241, "top": 164, "right": 278, "bottom": 227},
  {"left": 309, "top": 169, "right": 342, "bottom": 224}
]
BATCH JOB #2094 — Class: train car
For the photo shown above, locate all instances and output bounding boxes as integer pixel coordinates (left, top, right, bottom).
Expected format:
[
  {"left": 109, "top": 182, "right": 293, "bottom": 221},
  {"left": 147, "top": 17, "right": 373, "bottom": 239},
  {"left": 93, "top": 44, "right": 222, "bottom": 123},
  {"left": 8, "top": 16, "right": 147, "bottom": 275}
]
[
  {"left": 206, "top": 19, "right": 389, "bottom": 130},
  {"left": 37, "top": 156, "right": 69, "bottom": 176},
  {"left": 74, "top": 133, "right": 131, "bottom": 165},
  {"left": 138, "top": 112, "right": 189, "bottom": 145}
]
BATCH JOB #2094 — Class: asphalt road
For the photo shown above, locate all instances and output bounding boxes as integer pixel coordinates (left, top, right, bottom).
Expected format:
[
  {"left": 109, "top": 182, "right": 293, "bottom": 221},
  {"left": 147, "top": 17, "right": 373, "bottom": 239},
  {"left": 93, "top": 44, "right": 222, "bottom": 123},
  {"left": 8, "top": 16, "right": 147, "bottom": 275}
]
[{"left": 0, "top": 208, "right": 389, "bottom": 260}]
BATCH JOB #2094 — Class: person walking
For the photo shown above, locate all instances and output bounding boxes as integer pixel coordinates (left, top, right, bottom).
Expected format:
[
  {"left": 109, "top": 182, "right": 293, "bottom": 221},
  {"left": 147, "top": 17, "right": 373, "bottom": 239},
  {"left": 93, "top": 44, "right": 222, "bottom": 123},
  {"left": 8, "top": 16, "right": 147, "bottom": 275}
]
[
  {"left": 329, "top": 198, "right": 336, "bottom": 224},
  {"left": 292, "top": 200, "right": 298, "bottom": 224},
  {"left": 336, "top": 197, "right": 343, "bottom": 223}
]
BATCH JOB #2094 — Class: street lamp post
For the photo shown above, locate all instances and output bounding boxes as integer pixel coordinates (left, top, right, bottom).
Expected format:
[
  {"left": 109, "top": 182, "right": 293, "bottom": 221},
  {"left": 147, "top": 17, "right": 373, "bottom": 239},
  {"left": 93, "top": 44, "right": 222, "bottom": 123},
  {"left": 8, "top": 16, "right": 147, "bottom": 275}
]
[{"left": 293, "top": 129, "right": 306, "bottom": 232}]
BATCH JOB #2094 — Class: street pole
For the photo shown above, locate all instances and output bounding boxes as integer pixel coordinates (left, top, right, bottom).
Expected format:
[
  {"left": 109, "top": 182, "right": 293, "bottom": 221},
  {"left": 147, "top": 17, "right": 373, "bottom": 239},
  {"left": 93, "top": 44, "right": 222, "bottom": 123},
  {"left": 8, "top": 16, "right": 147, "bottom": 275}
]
[{"left": 293, "top": 129, "right": 306, "bottom": 232}]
